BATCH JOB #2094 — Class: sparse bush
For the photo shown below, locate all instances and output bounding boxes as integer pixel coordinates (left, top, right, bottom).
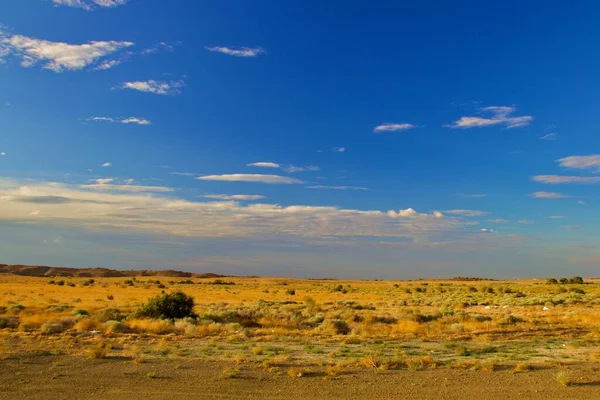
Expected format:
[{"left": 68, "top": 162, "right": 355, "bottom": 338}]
[
  {"left": 133, "top": 291, "right": 196, "bottom": 320},
  {"left": 0, "top": 316, "right": 18, "bottom": 329},
  {"left": 72, "top": 309, "right": 89, "bottom": 317},
  {"left": 102, "top": 320, "right": 130, "bottom": 334},
  {"left": 319, "top": 319, "right": 350, "bottom": 335},
  {"left": 555, "top": 370, "right": 573, "bottom": 387},
  {"left": 86, "top": 342, "right": 111, "bottom": 359},
  {"left": 513, "top": 362, "right": 531, "bottom": 373},
  {"left": 286, "top": 289, "right": 296, "bottom": 296},
  {"left": 40, "top": 322, "right": 65, "bottom": 335},
  {"left": 97, "top": 308, "right": 124, "bottom": 322}
]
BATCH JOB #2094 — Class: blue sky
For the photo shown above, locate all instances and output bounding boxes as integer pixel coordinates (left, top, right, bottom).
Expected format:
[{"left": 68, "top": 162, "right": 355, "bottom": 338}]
[{"left": 1, "top": 0, "right": 600, "bottom": 278}]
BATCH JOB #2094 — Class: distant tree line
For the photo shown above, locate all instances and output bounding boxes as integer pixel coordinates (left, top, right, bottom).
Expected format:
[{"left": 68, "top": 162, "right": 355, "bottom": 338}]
[{"left": 546, "top": 277, "right": 585, "bottom": 285}]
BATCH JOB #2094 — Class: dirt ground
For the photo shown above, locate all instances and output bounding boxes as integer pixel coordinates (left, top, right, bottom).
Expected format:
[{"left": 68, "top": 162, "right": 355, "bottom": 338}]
[{"left": 1, "top": 356, "right": 599, "bottom": 400}]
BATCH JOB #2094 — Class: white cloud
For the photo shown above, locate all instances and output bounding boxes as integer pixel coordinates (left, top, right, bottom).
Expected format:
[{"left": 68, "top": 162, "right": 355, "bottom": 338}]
[
  {"left": 448, "top": 106, "right": 533, "bottom": 129},
  {"left": 546, "top": 215, "right": 565, "bottom": 219},
  {"left": 94, "top": 59, "right": 121, "bottom": 70},
  {"left": 444, "top": 209, "right": 489, "bottom": 217},
  {"left": 531, "top": 191, "right": 569, "bottom": 199},
  {"left": 332, "top": 147, "right": 346, "bottom": 153},
  {"left": 121, "top": 117, "right": 152, "bottom": 125},
  {"left": 306, "top": 185, "right": 369, "bottom": 191},
  {"left": 373, "top": 123, "right": 415, "bottom": 133},
  {"left": 170, "top": 172, "right": 195, "bottom": 177},
  {"left": 540, "top": 132, "right": 559, "bottom": 140},
  {"left": 52, "top": 0, "right": 127, "bottom": 10},
  {"left": 116, "top": 80, "right": 185, "bottom": 95},
  {"left": 0, "top": 152, "right": 5, "bottom": 156},
  {"left": 557, "top": 155, "right": 600, "bottom": 173},
  {"left": 247, "top": 162, "right": 280, "bottom": 168},
  {"left": 203, "top": 194, "right": 266, "bottom": 201},
  {"left": 101, "top": 162, "right": 111, "bottom": 167},
  {"left": 205, "top": 46, "right": 265, "bottom": 57},
  {"left": 487, "top": 219, "right": 508, "bottom": 223},
  {"left": 284, "top": 165, "right": 320, "bottom": 173},
  {"left": 1, "top": 34, "right": 133, "bottom": 72},
  {"left": 386, "top": 208, "right": 444, "bottom": 218},
  {"left": 577, "top": 200, "right": 586, "bottom": 205},
  {"left": 0, "top": 178, "right": 473, "bottom": 242},
  {"left": 80, "top": 182, "right": 173, "bottom": 192},
  {"left": 197, "top": 174, "right": 304, "bottom": 184},
  {"left": 532, "top": 175, "right": 600, "bottom": 184},
  {"left": 518, "top": 219, "right": 534, "bottom": 224},
  {"left": 88, "top": 116, "right": 151, "bottom": 125}
]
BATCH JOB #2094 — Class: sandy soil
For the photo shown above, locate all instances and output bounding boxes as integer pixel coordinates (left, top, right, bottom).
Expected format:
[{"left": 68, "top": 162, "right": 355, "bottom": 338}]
[{"left": 1, "top": 356, "right": 599, "bottom": 400}]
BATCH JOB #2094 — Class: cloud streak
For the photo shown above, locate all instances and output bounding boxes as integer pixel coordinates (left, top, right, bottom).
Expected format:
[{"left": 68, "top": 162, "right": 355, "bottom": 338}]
[
  {"left": 448, "top": 106, "right": 533, "bottom": 129},
  {"left": 88, "top": 116, "right": 151, "bottom": 125},
  {"left": 373, "top": 123, "right": 415, "bottom": 133},
  {"left": 530, "top": 191, "right": 570, "bottom": 199},
  {"left": 247, "top": 162, "right": 280, "bottom": 168},
  {"left": 444, "top": 209, "right": 489, "bottom": 217},
  {"left": 205, "top": 46, "right": 265, "bottom": 57},
  {"left": 197, "top": 174, "right": 304, "bottom": 184},
  {"left": 203, "top": 194, "right": 266, "bottom": 201},
  {"left": 306, "top": 185, "right": 369, "bottom": 191},
  {"left": 116, "top": 80, "right": 185, "bottom": 95},
  {"left": 532, "top": 175, "right": 600, "bottom": 184},
  {"left": 557, "top": 155, "right": 600, "bottom": 173},
  {"left": 52, "top": 0, "right": 127, "bottom": 10}
]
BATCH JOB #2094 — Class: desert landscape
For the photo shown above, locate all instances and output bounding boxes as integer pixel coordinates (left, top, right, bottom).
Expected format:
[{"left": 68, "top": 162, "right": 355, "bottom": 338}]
[{"left": 1, "top": 266, "right": 600, "bottom": 399}]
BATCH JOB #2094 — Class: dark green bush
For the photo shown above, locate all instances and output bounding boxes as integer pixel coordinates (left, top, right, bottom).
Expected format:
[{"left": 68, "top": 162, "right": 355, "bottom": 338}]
[{"left": 134, "top": 291, "right": 196, "bottom": 320}]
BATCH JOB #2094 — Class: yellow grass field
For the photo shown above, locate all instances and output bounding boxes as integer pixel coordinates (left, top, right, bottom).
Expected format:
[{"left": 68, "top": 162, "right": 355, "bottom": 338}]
[{"left": 3, "top": 273, "right": 600, "bottom": 398}]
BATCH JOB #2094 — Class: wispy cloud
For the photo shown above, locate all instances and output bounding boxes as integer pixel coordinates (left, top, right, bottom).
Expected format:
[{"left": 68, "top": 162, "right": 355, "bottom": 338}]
[
  {"left": 203, "top": 194, "right": 266, "bottom": 201},
  {"left": 373, "top": 123, "right": 415, "bottom": 133},
  {"left": 284, "top": 165, "right": 320, "bottom": 173},
  {"left": 532, "top": 175, "right": 600, "bottom": 184},
  {"left": 81, "top": 178, "right": 173, "bottom": 193},
  {"left": 448, "top": 106, "right": 533, "bottom": 129},
  {"left": 101, "top": 162, "right": 111, "bottom": 168},
  {"left": 557, "top": 155, "right": 600, "bottom": 173},
  {"left": 197, "top": 174, "right": 304, "bottom": 184},
  {"left": 88, "top": 116, "right": 151, "bottom": 125},
  {"left": 456, "top": 193, "right": 487, "bottom": 198},
  {"left": 205, "top": 46, "right": 265, "bottom": 57},
  {"left": 540, "top": 132, "right": 559, "bottom": 140},
  {"left": 247, "top": 162, "right": 280, "bottom": 168},
  {"left": 52, "top": 0, "right": 127, "bottom": 10},
  {"left": 0, "top": 152, "right": 5, "bottom": 156},
  {"left": 170, "top": 172, "right": 195, "bottom": 177},
  {"left": 306, "top": 185, "right": 369, "bottom": 191},
  {"left": 0, "top": 34, "right": 133, "bottom": 72},
  {"left": 116, "top": 80, "right": 185, "bottom": 95},
  {"left": 530, "top": 191, "right": 569, "bottom": 199},
  {"left": 487, "top": 219, "right": 508, "bottom": 223},
  {"left": 444, "top": 209, "right": 489, "bottom": 217},
  {"left": 332, "top": 147, "right": 346, "bottom": 153},
  {"left": 546, "top": 215, "right": 565, "bottom": 219},
  {"left": 518, "top": 219, "right": 534, "bottom": 224}
]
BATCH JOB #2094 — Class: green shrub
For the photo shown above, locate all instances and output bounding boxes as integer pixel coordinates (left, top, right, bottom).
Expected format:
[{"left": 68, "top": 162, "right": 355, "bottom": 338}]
[
  {"left": 133, "top": 291, "right": 196, "bottom": 320},
  {"left": 72, "top": 309, "right": 89, "bottom": 317}
]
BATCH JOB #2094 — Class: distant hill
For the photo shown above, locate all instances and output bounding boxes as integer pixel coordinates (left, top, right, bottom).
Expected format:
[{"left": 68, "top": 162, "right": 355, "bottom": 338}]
[{"left": 0, "top": 264, "right": 225, "bottom": 279}]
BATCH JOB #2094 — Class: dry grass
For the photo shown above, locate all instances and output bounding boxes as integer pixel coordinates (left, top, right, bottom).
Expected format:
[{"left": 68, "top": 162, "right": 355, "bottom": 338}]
[{"left": 1, "top": 274, "right": 600, "bottom": 372}]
